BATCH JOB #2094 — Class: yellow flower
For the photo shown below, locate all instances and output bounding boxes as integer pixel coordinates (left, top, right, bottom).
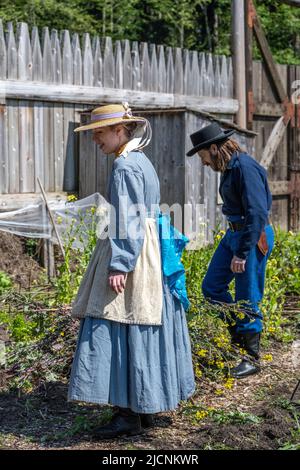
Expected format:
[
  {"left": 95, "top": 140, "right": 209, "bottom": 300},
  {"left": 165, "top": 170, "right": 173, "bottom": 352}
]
[
  {"left": 215, "top": 389, "right": 223, "bottom": 396},
  {"left": 263, "top": 354, "right": 273, "bottom": 362},
  {"left": 268, "top": 326, "right": 276, "bottom": 333},
  {"left": 197, "top": 349, "right": 208, "bottom": 357},
  {"left": 56, "top": 216, "right": 63, "bottom": 224},
  {"left": 67, "top": 194, "right": 77, "bottom": 202},
  {"left": 215, "top": 361, "right": 225, "bottom": 369},
  {"left": 195, "top": 410, "right": 209, "bottom": 420},
  {"left": 60, "top": 332, "right": 65, "bottom": 337},
  {"left": 224, "top": 378, "right": 235, "bottom": 389}
]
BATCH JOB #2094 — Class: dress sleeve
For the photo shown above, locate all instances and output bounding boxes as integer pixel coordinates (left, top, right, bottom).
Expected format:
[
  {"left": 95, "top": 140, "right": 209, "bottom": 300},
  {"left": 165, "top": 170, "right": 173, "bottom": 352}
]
[
  {"left": 108, "top": 168, "right": 146, "bottom": 273},
  {"left": 234, "top": 163, "right": 269, "bottom": 259}
]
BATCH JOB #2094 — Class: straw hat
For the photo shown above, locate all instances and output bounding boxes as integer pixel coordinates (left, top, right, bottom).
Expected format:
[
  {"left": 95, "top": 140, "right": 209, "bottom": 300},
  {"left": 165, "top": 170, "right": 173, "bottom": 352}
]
[{"left": 74, "top": 102, "right": 146, "bottom": 132}]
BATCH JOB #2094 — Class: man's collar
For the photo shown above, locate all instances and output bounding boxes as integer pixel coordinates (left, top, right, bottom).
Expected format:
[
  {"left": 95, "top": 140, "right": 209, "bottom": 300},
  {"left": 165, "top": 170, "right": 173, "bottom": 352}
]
[{"left": 226, "top": 151, "right": 239, "bottom": 170}]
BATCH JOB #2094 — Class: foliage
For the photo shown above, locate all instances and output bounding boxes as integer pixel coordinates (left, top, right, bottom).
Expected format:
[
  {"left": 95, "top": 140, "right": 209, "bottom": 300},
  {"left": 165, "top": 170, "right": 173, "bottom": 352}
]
[
  {"left": 1, "top": 0, "right": 300, "bottom": 64},
  {"left": 0, "top": 271, "right": 12, "bottom": 294}
]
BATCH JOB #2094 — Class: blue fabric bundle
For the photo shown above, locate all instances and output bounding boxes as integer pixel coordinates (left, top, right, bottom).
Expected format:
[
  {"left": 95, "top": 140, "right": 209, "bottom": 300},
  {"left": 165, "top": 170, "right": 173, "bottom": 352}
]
[{"left": 157, "top": 212, "right": 190, "bottom": 311}]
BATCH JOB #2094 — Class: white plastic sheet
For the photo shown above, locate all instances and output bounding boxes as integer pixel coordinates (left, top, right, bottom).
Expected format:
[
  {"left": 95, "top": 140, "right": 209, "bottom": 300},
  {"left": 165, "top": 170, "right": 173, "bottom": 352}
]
[{"left": 0, "top": 193, "right": 110, "bottom": 251}]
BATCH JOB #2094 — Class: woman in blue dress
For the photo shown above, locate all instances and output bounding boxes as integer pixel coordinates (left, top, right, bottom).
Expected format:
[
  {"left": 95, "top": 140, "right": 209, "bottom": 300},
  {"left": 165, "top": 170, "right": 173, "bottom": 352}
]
[{"left": 68, "top": 103, "right": 195, "bottom": 439}]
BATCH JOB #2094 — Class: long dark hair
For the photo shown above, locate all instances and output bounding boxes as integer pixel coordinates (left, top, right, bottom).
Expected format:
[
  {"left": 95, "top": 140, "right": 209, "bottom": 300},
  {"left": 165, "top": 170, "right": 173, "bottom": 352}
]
[{"left": 214, "top": 138, "right": 243, "bottom": 172}]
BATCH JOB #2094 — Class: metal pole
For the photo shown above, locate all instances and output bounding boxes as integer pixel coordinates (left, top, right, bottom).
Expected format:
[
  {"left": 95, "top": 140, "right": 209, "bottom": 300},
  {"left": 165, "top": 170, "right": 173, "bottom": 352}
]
[{"left": 232, "top": 0, "right": 247, "bottom": 128}]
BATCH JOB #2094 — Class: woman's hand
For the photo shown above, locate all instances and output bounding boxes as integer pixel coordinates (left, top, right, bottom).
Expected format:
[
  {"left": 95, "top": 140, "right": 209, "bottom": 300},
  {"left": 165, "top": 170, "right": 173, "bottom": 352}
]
[
  {"left": 108, "top": 271, "right": 128, "bottom": 294},
  {"left": 230, "top": 255, "right": 246, "bottom": 273}
]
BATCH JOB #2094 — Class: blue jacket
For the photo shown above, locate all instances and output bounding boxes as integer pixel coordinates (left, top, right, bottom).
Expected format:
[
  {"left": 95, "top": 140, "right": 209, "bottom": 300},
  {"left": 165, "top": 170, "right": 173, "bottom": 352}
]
[{"left": 219, "top": 152, "right": 272, "bottom": 259}]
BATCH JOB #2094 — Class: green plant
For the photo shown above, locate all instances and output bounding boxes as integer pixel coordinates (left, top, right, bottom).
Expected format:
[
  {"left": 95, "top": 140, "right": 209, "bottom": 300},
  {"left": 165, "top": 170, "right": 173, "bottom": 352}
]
[{"left": 0, "top": 271, "right": 12, "bottom": 294}]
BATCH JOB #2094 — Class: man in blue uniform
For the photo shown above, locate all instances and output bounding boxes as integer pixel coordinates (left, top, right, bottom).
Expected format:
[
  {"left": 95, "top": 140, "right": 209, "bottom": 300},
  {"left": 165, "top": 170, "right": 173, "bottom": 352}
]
[{"left": 187, "top": 122, "right": 275, "bottom": 378}]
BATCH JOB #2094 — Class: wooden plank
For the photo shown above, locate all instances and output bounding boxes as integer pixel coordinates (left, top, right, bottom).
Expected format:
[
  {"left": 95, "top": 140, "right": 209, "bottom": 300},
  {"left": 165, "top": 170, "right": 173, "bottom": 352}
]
[
  {"left": 157, "top": 45, "right": 166, "bottom": 93},
  {"left": 254, "top": 102, "right": 284, "bottom": 117},
  {"left": 206, "top": 54, "right": 214, "bottom": 97},
  {"left": 122, "top": 39, "right": 132, "bottom": 90},
  {"left": 31, "top": 26, "right": 42, "bottom": 81},
  {"left": 92, "top": 36, "right": 103, "bottom": 87},
  {"left": 0, "top": 104, "right": 8, "bottom": 193},
  {"left": 166, "top": 47, "right": 174, "bottom": 94},
  {"left": 72, "top": 33, "right": 82, "bottom": 86},
  {"left": 131, "top": 41, "right": 141, "bottom": 91},
  {"left": 150, "top": 44, "right": 158, "bottom": 92},
  {"left": 53, "top": 102, "right": 64, "bottom": 191},
  {"left": 7, "top": 99, "right": 19, "bottom": 193},
  {"left": 214, "top": 55, "right": 221, "bottom": 97},
  {"left": 174, "top": 48, "right": 183, "bottom": 94},
  {"left": 103, "top": 37, "right": 115, "bottom": 88},
  {"left": 115, "top": 40, "right": 123, "bottom": 89},
  {"left": 252, "top": 6, "right": 287, "bottom": 102},
  {"left": 220, "top": 55, "right": 229, "bottom": 98},
  {"left": 42, "top": 27, "right": 52, "bottom": 82},
  {"left": 19, "top": 100, "right": 34, "bottom": 192},
  {"left": 245, "top": 0, "right": 254, "bottom": 128},
  {"left": 260, "top": 116, "right": 288, "bottom": 169},
  {"left": 199, "top": 52, "right": 206, "bottom": 96},
  {"left": 82, "top": 33, "right": 93, "bottom": 87},
  {"left": 183, "top": 49, "right": 190, "bottom": 96},
  {"left": 63, "top": 103, "right": 76, "bottom": 191},
  {"left": 269, "top": 180, "right": 290, "bottom": 196},
  {"left": 0, "top": 20, "right": 7, "bottom": 79},
  {"left": 0, "top": 80, "right": 240, "bottom": 113},
  {"left": 33, "top": 101, "right": 45, "bottom": 189},
  {"left": 140, "top": 43, "right": 150, "bottom": 91},
  {"left": 6, "top": 23, "right": 17, "bottom": 80},
  {"left": 51, "top": 30, "right": 62, "bottom": 84},
  {"left": 17, "top": 22, "right": 32, "bottom": 81},
  {"left": 61, "top": 30, "right": 73, "bottom": 85}
]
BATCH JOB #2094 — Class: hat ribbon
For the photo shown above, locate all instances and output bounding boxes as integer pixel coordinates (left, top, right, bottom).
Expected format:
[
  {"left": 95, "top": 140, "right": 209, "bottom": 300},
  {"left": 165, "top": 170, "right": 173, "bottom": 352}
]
[{"left": 91, "top": 110, "right": 133, "bottom": 121}]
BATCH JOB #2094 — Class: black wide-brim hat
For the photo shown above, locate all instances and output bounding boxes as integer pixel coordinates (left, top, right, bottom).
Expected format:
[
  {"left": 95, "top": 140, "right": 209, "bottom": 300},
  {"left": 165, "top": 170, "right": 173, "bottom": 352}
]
[{"left": 187, "top": 122, "right": 235, "bottom": 157}]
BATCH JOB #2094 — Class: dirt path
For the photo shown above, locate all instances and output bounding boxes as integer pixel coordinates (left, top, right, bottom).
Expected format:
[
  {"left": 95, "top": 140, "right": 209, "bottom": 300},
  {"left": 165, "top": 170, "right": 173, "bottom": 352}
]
[{"left": 0, "top": 341, "right": 299, "bottom": 450}]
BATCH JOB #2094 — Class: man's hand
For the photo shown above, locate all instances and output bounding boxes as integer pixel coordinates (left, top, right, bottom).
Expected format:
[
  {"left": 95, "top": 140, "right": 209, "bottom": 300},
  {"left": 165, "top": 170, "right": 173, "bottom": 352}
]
[
  {"left": 108, "top": 271, "right": 128, "bottom": 294},
  {"left": 230, "top": 255, "right": 246, "bottom": 273}
]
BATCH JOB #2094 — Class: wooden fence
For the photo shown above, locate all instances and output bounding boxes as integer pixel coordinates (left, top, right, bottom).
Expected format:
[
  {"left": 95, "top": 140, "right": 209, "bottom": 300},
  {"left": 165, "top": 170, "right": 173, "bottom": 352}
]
[{"left": 0, "top": 20, "right": 298, "bottom": 239}]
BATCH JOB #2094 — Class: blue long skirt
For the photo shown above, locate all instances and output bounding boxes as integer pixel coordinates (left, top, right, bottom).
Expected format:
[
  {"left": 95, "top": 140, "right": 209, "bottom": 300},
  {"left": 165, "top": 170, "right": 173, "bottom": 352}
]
[{"left": 67, "top": 276, "right": 195, "bottom": 414}]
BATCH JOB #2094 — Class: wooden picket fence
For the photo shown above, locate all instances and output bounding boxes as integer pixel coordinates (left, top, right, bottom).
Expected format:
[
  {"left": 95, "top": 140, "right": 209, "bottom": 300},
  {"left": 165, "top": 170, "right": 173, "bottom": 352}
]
[{"left": 0, "top": 20, "right": 233, "bottom": 97}]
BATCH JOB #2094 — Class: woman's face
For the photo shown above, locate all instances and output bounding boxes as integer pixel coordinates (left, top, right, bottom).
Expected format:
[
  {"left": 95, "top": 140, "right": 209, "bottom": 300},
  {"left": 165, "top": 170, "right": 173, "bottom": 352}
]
[{"left": 92, "top": 125, "right": 127, "bottom": 154}]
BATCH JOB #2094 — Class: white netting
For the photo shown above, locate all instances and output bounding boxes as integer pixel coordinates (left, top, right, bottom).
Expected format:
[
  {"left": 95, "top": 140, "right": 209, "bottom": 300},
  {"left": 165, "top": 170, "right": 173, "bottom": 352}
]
[{"left": 0, "top": 193, "right": 110, "bottom": 251}]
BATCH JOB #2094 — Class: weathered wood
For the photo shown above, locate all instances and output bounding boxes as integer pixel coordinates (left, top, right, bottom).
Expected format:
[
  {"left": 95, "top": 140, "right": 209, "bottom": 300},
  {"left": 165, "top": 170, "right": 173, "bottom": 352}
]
[
  {"left": 232, "top": 0, "right": 247, "bottom": 127},
  {"left": 254, "top": 102, "right": 284, "bottom": 117},
  {"left": 122, "top": 39, "right": 132, "bottom": 90},
  {"left": 183, "top": 50, "right": 190, "bottom": 96},
  {"left": 82, "top": 33, "right": 93, "bottom": 87},
  {"left": 17, "top": 22, "right": 32, "bottom": 81},
  {"left": 174, "top": 48, "right": 183, "bottom": 94},
  {"left": 220, "top": 55, "right": 229, "bottom": 97},
  {"left": 92, "top": 36, "right": 103, "bottom": 87},
  {"left": 131, "top": 41, "right": 141, "bottom": 91},
  {"left": 157, "top": 45, "right": 166, "bottom": 93},
  {"left": 260, "top": 116, "right": 288, "bottom": 169},
  {"left": 150, "top": 44, "right": 158, "bottom": 92},
  {"left": 6, "top": 23, "right": 17, "bottom": 80},
  {"left": 166, "top": 47, "right": 174, "bottom": 94},
  {"left": 72, "top": 33, "right": 82, "bottom": 86},
  {"left": 115, "top": 40, "right": 123, "bottom": 89},
  {"left": 0, "top": 80, "right": 240, "bottom": 113},
  {"left": 33, "top": 101, "right": 45, "bottom": 189},
  {"left": 19, "top": 101, "right": 34, "bottom": 192},
  {"left": 140, "top": 43, "right": 150, "bottom": 91},
  {"left": 252, "top": 1, "right": 287, "bottom": 103},
  {"left": 42, "top": 27, "right": 52, "bottom": 82},
  {"left": 269, "top": 180, "right": 291, "bottom": 196},
  {"left": 61, "top": 30, "right": 73, "bottom": 85},
  {"left": 51, "top": 30, "right": 62, "bottom": 84},
  {"left": 214, "top": 55, "right": 221, "bottom": 97},
  {"left": 206, "top": 54, "right": 214, "bottom": 97},
  {"left": 0, "top": 20, "right": 7, "bottom": 80},
  {"left": 0, "top": 104, "right": 8, "bottom": 193},
  {"left": 103, "top": 36, "right": 114, "bottom": 88},
  {"left": 31, "top": 27, "right": 42, "bottom": 81}
]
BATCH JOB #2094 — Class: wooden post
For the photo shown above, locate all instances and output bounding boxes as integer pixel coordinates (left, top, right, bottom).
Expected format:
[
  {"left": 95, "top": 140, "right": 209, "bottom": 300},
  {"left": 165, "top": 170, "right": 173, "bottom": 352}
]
[{"left": 232, "top": 0, "right": 247, "bottom": 128}]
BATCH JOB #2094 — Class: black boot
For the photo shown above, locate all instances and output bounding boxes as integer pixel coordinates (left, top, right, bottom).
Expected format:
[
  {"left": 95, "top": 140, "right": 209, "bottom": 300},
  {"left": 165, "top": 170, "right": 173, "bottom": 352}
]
[
  {"left": 227, "top": 325, "right": 244, "bottom": 348},
  {"left": 230, "top": 332, "right": 261, "bottom": 379},
  {"left": 139, "top": 413, "right": 155, "bottom": 428},
  {"left": 92, "top": 409, "right": 143, "bottom": 439}
]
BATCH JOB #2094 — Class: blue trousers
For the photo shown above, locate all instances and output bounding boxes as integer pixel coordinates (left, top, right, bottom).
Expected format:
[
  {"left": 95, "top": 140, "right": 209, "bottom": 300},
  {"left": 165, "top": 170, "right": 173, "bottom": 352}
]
[{"left": 202, "top": 225, "right": 275, "bottom": 333}]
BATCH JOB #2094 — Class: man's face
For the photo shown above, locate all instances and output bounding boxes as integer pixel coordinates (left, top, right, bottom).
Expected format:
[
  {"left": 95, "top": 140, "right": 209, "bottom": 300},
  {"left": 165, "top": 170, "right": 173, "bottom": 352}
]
[
  {"left": 197, "top": 144, "right": 219, "bottom": 171},
  {"left": 92, "top": 126, "right": 121, "bottom": 154}
]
